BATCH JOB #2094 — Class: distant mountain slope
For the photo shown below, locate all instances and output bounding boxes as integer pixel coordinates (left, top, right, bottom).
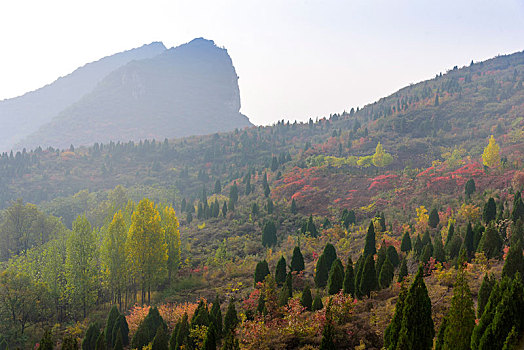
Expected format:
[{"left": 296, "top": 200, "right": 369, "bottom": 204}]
[
  {"left": 0, "top": 42, "right": 166, "bottom": 151},
  {"left": 18, "top": 38, "right": 252, "bottom": 150}
]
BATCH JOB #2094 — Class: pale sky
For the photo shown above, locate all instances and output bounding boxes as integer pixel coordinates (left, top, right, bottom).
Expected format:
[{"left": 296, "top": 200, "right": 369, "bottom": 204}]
[{"left": 0, "top": 0, "right": 523, "bottom": 125}]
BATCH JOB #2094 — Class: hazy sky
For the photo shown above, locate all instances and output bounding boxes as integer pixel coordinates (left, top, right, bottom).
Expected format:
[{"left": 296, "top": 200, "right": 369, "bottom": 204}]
[{"left": 1, "top": 0, "right": 523, "bottom": 125}]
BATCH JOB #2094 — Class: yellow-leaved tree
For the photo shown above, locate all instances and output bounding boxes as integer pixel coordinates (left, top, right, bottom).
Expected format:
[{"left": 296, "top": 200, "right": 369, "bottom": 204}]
[
  {"left": 482, "top": 135, "right": 501, "bottom": 168},
  {"left": 127, "top": 198, "right": 167, "bottom": 304},
  {"left": 162, "top": 205, "right": 181, "bottom": 284},
  {"left": 372, "top": 142, "right": 393, "bottom": 167},
  {"left": 415, "top": 206, "right": 429, "bottom": 234},
  {"left": 101, "top": 210, "right": 128, "bottom": 309}
]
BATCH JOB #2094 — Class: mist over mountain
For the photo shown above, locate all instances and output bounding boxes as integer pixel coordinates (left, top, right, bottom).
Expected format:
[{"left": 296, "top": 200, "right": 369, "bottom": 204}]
[
  {"left": 0, "top": 42, "right": 166, "bottom": 151},
  {"left": 16, "top": 38, "right": 252, "bottom": 150}
]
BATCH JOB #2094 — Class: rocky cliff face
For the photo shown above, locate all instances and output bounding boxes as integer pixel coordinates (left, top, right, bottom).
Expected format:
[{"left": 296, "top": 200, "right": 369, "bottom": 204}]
[
  {"left": 0, "top": 42, "right": 167, "bottom": 151},
  {"left": 17, "top": 38, "right": 252, "bottom": 150}
]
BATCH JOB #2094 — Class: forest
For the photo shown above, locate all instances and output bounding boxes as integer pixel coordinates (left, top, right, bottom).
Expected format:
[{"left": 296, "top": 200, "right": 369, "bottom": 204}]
[{"left": 0, "top": 50, "right": 523, "bottom": 349}]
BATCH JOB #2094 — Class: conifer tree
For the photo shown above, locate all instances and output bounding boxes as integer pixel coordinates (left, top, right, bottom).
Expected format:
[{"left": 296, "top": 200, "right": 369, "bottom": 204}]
[
  {"left": 315, "top": 254, "right": 329, "bottom": 288},
  {"left": 414, "top": 235, "right": 423, "bottom": 257},
  {"left": 384, "top": 285, "right": 407, "bottom": 350},
  {"left": 386, "top": 245, "right": 400, "bottom": 268},
  {"left": 359, "top": 254, "right": 378, "bottom": 297},
  {"left": 327, "top": 259, "right": 344, "bottom": 295},
  {"left": 401, "top": 231, "right": 412, "bottom": 252},
  {"left": 502, "top": 243, "right": 524, "bottom": 282},
  {"left": 398, "top": 257, "right": 408, "bottom": 283},
  {"left": 210, "top": 295, "right": 223, "bottom": 340},
  {"left": 306, "top": 215, "right": 318, "bottom": 237},
  {"left": 214, "top": 179, "right": 222, "bottom": 194},
  {"left": 396, "top": 266, "right": 434, "bottom": 350},
  {"left": 501, "top": 326, "right": 519, "bottom": 350},
  {"left": 477, "top": 273, "right": 495, "bottom": 319},
  {"left": 151, "top": 326, "right": 169, "bottom": 350},
  {"left": 319, "top": 311, "right": 336, "bottom": 350},
  {"left": 512, "top": 196, "right": 524, "bottom": 223},
  {"left": 275, "top": 256, "right": 287, "bottom": 286},
  {"left": 376, "top": 244, "right": 387, "bottom": 279},
  {"left": 82, "top": 323, "right": 100, "bottom": 350},
  {"left": 202, "top": 325, "right": 216, "bottom": 350},
  {"left": 433, "top": 232, "right": 446, "bottom": 262},
  {"left": 222, "top": 201, "right": 228, "bottom": 217},
  {"left": 435, "top": 317, "right": 447, "bottom": 350},
  {"left": 464, "top": 222, "right": 474, "bottom": 257},
  {"left": 221, "top": 331, "right": 240, "bottom": 350},
  {"left": 223, "top": 300, "right": 239, "bottom": 333},
  {"left": 254, "top": 260, "right": 270, "bottom": 286},
  {"left": 132, "top": 307, "right": 167, "bottom": 349},
  {"left": 445, "top": 223, "right": 455, "bottom": 247},
  {"left": 480, "top": 222, "right": 503, "bottom": 259},
  {"left": 301, "top": 285, "right": 313, "bottom": 310},
  {"left": 342, "top": 256, "right": 355, "bottom": 297},
  {"left": 442, "top": 269, "right": 475, "bottom": 350},
  {"left": 322, "top": 243, "right": 337, "bottom": 272},
  {"left": 363, "top": 221, "right": 376, "bottom": 257},
  {"left": 312, "top": 294, "right": 324, "bottom": 311},
  {"left": 191, "top": 300, "right": 210, "bottom": 328},
  {"left": 261, "top": 220, "right": 277, "bottom": 247},
  {"left": 291, "top": 246, "right": 305, "bottom": 272},
  {"left": 429, "top": 208, "right": 440, "bottom": 228},
  {"left": 61, "top": 335, "right": 78, "bottom": 350},
  {"left": 290, "top": 198, "right": 297, "bottom": 214},
  {"left": 379, "top": 256, "right": 394, "bottom": 289},
  {"left": 104, "top": 306, "right": 120, "bottom": 347},
  {"left": 111, "top": 332, "right": 122, "bottom": 350},
  {"left": 354, "top": 255, "right": 364, "bottom": 298},
  {"left": 173, "top": 313, "right": 189, "bottom": 350},
  {"left": 483, "top": 197, "right": 497, "bottom": 223},
  {"left": 95, "top": 332, "right": 107, "bottom": 350},
  {"left": 111, "top": 314, "right": 129, "bottom": 347},
  {"left": 262, "top": 173, "right": 270, "bottom": 197},
  {"left": 465, "top": 179, "right": 476, "bottom": 198},
  {"left": 228, "top": 183, "right": 238, "bottom": 209}
]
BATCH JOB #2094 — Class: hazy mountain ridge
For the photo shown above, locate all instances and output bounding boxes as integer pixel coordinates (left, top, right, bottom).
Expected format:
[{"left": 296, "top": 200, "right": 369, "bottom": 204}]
[
  {"left": 16, "top": 38, "right": 252, "bottom": 150},
  {"left": 0, "top": 42, "right": 167, "bottom": 151}
]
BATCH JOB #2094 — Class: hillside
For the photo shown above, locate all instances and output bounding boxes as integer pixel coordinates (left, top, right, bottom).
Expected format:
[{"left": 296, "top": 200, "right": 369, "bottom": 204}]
[
  {"left": 0, "top": 42, "right": 166, "bottom": 151},
  {"left": 17, "top": 38, "right": 252, "bottom": 150},
  {"left": 0, "top": 49, "right": 523, "bottom": 349}
]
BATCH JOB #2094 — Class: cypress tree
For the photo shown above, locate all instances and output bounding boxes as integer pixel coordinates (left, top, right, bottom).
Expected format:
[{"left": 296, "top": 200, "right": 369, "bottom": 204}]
[
  {"left": 464, "top": 179, "right": 476, "bottom": 198},
  {"left": 354, "top": 255, "right": 364, "bottom": 299},
  {"left": 229, "top": 182, "right": 238, "bottom": 209},
  {"left": 512, "top": 196, "right": 524, "bottom": 223},
  {"left": 315, "top": 254, "right": 329, "bottom": 288},
  {"left": 174, "top": 313, "right": 190, "bottom": 350},
  {"left": 473, "top": 223, "right": 485, "bottom": 252},
  {"left": 442, "top": 269, "right": 475, "bottom": 350},
  {"left": 312, "top": 294, "right": 324, "bottom": 311},
  {"left": 290, "top": 246, "right": 305, "bottom": 272},
  {"left": 479, "top": 222, "right": 503, "bottom": 259},
  {"left": 261, "top": 220, "right": 277, "bottom": 247},
  {"left": 445, "top": 223, "right": 455, "bottom": 247},
  {"left": 275, "top": 256, "right": 287, "bottom": 286},
  {"left": 327, "top": 259, "right": 344, "bottom": 294},
  {"left": 301, "top": 285, "right": 313, "bottom": 310},
  {"left": 319, "top": 317, "right": 336, "bottom": 350},
  {"left": 224, "top": 300, "right": 239, "bottom": 333},
  {"left": 429, "top": 208, "right": 440, "bottom": 228},
  {"left": 435, "top": 317, "right": 447, "bottom": 350},
  {"left": 386, "top": 245, "right": 400, "bottom": 268},
  {"left": 104, "top": 306, "right": 119, "bottom": 347},
  {"left": 379, "top": 256, "right": 394, "bottom": 289},
  {"left": 111, "top": 332, "right": 122, "bottom": 350},
  {"left": 221, "top": 331, "right": 240, "bottom": 350},
  {"left": 483, "top": 197, "right": 497, "bottom": 223},
  {"left": 222, "top": 201, "right": 228, "bottom": 217},
  {"left": 111, "top": 314, "right": 129, "bottom": 347},
  {"left": 421, "top": 230, "right": 431, "bottom": 247},
  {"left": 363, "top": 221, "right": 376, "bottom": 257},
  {"left": 414, "top": 235, "right": 423, "bottom": 257},
  {"left": 278, "top": 284, "right": 291, "bottom": 306},
  {"left": 214, "top": 179, "right": 222, "bottom": 194},
  {"left": 210, "top": 295, "right": 223, "bottom": 340},
  {"left": 342, "top": 256, "right": 355, "bottom": 297},
  {"left": 262, "top": 172, "right": 270, "bottom": 197},
  {"left": 376, "top": 244, "right": 387, "bottom": 279},
  {"left": 82, "top": 323, "right": 100, "bottom": 350},
  {"left": 290, "top": 198, "right": 297, "bottom": 214},
  {"left": 169, "top": 321, "right": 180, "bottom": 350},
  {"left": 384, "top": 285, "right": 407, "bottom": 350},
  {"left": 322, "top": 243, "right": 337, "bottom": 272},
  {"left": 95, "top": 332, "right": 107, "bottom": 350},
  {"left": 359, "top": 254, "right": 378, "bottom": 297},
  {"left": 285, "top": 271, "right": 293, "bottom": 293},
  {"left": 396, "top": 266, "right": 435, "bottom": 350},
  {"left": 398, "top": 257, "right": 408, "bottom": 282},
  {"left": 202, "top": 325, "right": 216, "bottom": 350},
  {"left": 191, "top": 300, "right": 210, "bottom": 328},
  {"left": 132, "top": 307, "right": 167, "bottom": 349},
  {"left": 151, "top": 326, "right": 169, "bottom": 350},
  {"left": 400, "top": 231, "right": 412, "bottom": 252},
  {"left": 254, "top": 260, "right": 270, "bottom": 286},
  {"left": 501, "top": 326, "right": 519, "bottom": 350},
  {"left": 420, "top": 244, "right": 432, "bottom": 264},
  {"left": 433, "top": 232, "right": 446, "bottom": 263},
  {"left": 502, "top": 244, "right": 524, "bottom": 281},
  {"left": 306, "top": 215, "right": 318, "bottom": 237},
  {"left": 477, "top": 273, "right": 495, "bottom": 319},
  {"left": 464, "top": 222, "right": 474, "bottom": 257}
]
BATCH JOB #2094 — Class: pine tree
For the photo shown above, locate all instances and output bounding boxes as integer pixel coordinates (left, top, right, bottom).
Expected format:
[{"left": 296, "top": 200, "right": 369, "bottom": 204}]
[
  {"left": 82, "top": 323, "right": 100, "bottom": 350},
  {"left": 398, "top": 257, "right": 408, "bottom": 282},
  {"left": 363, "top": 221, "right": 376, "bottom": 257},
  {"left": 290, "top": 198, "right": 297, "bottom": 214},
  {"left": 414, "top": 235, "right": 423, "bottom": 257},
  {"left": 228, "top": 182, "right": 238, "bottom": 209},
  {"left": 315, "top": 254, "right": 329, "bottom": 288},
  {"left": 502, "top": 244, "right": 524, "bottom": 282},
  {"left": 400, "top": 231, "right": 412, "bottom": 252},
  {"left": 379, "top": 256, "right": 394, "bottom": 289},
  {"left": 111, "top": 314, "right": 129, "bottom": 347},
  {"left": 429, "top": 208, "right": 440, "bottom": 228},
  {"left": 95, "top": 332, "right": 107, "bottom": 350},
  {"left": 254, "top": 260, "right": 270, "bottom": 286},
  {"left": 319, "top": 314, "right": 336, "bottom": 350},
  {"left": 386, "top": 245, "right": 400, "bottom": 268},
  {"left": 174, "top": 313, "right": 190, "bottom": 350},
  {"left": 202, "top": 325, "right": 216, "bottom": 350},
  {"left": 151, "top": 326, "right": 169, "bottom": 350},
  {"left": 420, "top": 244, "right": 432, "bottom": 264},
  {"left": 384, "top": 285, "right": 407, "bottom": 350},
  {"left": 354, "top": 255, "right": 364, "bottom": 298},
  {"left": 327, "top": 259, "right": 344, "bottom": 295},
  {"left": 261, "top": 220, "right": 277, "bottom": 247},
  {"left": 221, "top": 331, "right": 240, "bottom": 350},
  {"left": 111, "top": 332, "right": 122, "bottom": 350},
  {"left": 342, "top": 256, "right": 355, "bottom": 297},
  {"left": 483, "top": 197, "right": 497, "bottom": 223},
  {"left": 501, "top": 326, "right": 519, "bottom": 350},
  {"left": 435, "top": 316, "right": 447, "bottom": 350},
  {"left": 445, "top": 223, "right": 455, "bottom": 247},
  {"left": 512, "top": 196, "right": 524, "bottom": 223},
  {"left": 301, "top": 285, "right": 313, "bottom": 310},
  {"left": 477, "top": 273, "right": 495, "bottom": 319},
  {"left": 433, "top": 232, "right": 446, "bottom": 262},
  {"left": 132, "top": 307, "right": 167, "bottom": 349},
  {"left": 222, "top": 201, "right": 228, "bottom": 217},
  {"left": 262, "top": 173, "right": 270, "bottom": 197},
  {"left": 396, "top": 266, "right": 435, "bottom": 350},
  {"left": 223, "top": 300, "right": 239, "bottom": 333},
  {"left": 442, "top": 269, "right": 475, "bottom": 350},
  {"left": 104, "top": 306, "right": 120, "bottom": 347},
  {"left": 376, "top": 244, "right": 387, "bottom": 280},
  {"left": 214, "top": 179, "right": 222, "bottom": 194},
  {"left": 290, "top": 246, "right": 305, "bottom": 272},
  {"left": 306, "top": 215, "right": 318, "bottom": 237},
  {"left": 312, "top": 294, "right": 324, "bottom": 311},
  {"left": 359, "top": 254, "right": 378, "bottom": 297},
  {"left": 275, "top": 256, "right": 287, "bottom": 286}
]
